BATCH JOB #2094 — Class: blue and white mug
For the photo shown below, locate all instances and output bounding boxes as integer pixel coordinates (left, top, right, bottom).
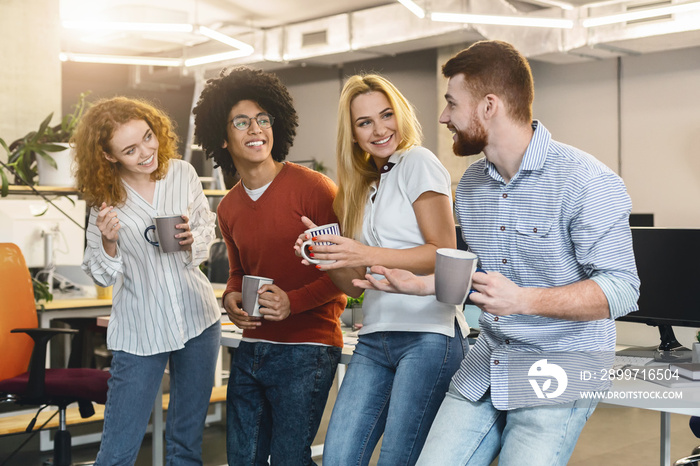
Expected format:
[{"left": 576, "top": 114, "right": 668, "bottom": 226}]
[{"left": 300, "top": 222, "right": 340, "bottom": 265}]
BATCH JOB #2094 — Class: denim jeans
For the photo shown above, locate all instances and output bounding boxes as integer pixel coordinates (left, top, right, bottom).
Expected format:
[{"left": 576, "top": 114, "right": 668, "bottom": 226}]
[
  {"left": 415, "top": 384, "right": 599, "bottom": 466},
  {"left": 95, "top": 321, "right": 221, "bottom": 466},
  {"left": 322, "top": 325, "right": 467, "bottom": 466},
  {"left": 226, "top": 342, "right": 341, "bottom": 466}
]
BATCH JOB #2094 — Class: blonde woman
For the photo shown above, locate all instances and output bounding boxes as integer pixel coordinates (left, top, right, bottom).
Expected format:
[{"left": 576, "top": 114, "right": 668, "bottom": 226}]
[
  {"left": 73, "top": 97, "right": 220, "bottom": 465},
  {"left": 296, "top": 74, "right": 469, "bottom": 465}
]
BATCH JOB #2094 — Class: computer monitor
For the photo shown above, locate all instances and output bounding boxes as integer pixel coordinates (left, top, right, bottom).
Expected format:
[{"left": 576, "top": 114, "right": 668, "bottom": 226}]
[
  {"left": 617, "top": 227, "right": 700, "bottom": 362},
  {"left": 0, "top": 198, "right": 86, "bottom": 268}
]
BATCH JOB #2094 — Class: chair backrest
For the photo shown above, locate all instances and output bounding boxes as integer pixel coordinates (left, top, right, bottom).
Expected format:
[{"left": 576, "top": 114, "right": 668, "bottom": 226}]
[{"left": 0, "top": 243, "right": 38, "bottom": 381}]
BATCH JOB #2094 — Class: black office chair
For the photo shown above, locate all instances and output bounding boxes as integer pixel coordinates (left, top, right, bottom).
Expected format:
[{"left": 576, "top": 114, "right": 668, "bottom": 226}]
[
  {"left": 206, "top": 239, "right": 229, "bottom": 284},
  {"left": 0, "top": 243, "right": 110, "bottom": 466},
  {"left": 674, "top": 417, "right": 700, "bottom": 465}
]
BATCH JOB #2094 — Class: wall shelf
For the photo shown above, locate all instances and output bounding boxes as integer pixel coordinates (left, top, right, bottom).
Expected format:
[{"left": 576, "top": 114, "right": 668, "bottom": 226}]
[{"left": 5, "top": 186, "right": 228, "bottom": 197}]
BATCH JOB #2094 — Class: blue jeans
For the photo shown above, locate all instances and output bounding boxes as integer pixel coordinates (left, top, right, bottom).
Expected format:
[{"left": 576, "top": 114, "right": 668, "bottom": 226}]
[
  {"left": 415, "top": 384, "right": 599, "bottom": 466},
  {"left": 95, "top": 321, "right": 221, "bottom": 466},
  {"left": 226, "top": 342, "right": 341, "bottom": 466},
  {"left": 322, "top": 325, "right": 467, "bottom": 466}
]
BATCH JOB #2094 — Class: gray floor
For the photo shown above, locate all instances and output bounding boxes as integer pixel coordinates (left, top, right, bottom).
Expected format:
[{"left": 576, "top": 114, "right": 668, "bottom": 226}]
[{"left": 2, "top": 378, "right": 700, "bottom": 466}]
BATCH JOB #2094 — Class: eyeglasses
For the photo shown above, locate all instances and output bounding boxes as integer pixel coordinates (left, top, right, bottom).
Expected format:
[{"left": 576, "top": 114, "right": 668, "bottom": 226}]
[{"left": 231, "top": 113, "right": 275, "bottom": 131}]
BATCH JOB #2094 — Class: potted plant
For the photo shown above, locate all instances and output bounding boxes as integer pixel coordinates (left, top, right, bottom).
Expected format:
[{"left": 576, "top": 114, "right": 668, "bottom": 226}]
[
  {"left": 0, "top": 92, "right": 89, "bottom": 196},
  {"left": 341, "top": 293, "right": 364, "bottom": 329}
]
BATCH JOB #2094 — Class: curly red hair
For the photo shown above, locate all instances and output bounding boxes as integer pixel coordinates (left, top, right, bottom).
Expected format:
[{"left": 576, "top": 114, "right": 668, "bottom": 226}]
[{"left": 71, "top": 97, "right": 180, "bottom": 207}]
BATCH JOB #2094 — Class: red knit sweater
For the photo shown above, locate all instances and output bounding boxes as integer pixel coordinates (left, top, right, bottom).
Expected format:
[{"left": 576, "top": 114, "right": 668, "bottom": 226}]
[{"left": 217, "top": 163, "right": 345, "bottom": 347}]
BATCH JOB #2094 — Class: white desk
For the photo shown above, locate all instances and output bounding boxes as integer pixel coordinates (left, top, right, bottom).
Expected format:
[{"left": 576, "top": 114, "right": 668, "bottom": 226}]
[
  {"left": 605, "top": 376, "right": 700, "bottom": 466},
  {"left": 220, "top": 327, "right": 357, "bottom": 364}
]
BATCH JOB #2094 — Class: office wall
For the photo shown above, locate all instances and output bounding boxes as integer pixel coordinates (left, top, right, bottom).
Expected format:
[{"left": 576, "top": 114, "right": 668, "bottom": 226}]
[
  {"left": 529, "top": 46, "right": 700, "bottom": 228},
  {"left": 621, "top": 47, "right": 700, "bottom": 228},
  {"left": 528, "top": 47, "right": 700, "bottom": 348}
]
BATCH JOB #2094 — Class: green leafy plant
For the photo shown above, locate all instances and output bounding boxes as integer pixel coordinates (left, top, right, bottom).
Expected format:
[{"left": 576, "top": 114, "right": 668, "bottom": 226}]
[
  {"left": 312, "top": 160, "right": 327, "bottom": 174},
  {"left": 32, "top": 277, "right": 53, "bottom": 304},
  {"left": 0, "top": 92, "right": 90, "bottom": 196},
  {"left": 696, "top": 330, "right": 699, "bottom": 343},
  {"left": 346, "top": 293, "right": 364, "bottom": 308}
]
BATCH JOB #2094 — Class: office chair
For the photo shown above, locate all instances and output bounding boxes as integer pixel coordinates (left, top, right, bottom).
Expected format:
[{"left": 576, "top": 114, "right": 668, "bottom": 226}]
[
  {"left": 0, "top": 243, "right": 110, "bottom": 466},
  {"left": 674, "top": 417, "right": 700, "bottom": 465}
]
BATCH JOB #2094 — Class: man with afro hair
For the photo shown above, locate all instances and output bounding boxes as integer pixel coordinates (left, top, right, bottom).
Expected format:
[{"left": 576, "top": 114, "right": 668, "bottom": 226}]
[{"left": 193, "top": 67, "right": 345, "bottom": 465}]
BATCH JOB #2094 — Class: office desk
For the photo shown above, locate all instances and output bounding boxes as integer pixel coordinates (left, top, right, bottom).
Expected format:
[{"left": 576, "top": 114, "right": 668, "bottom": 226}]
[
  {"left": 605, "top": 376, "right": 700, "bottom": 466},
  {"left": 220, "top": 328, "right": 357, "bottom": 364},
  {"left": 37, "top": 297, "right": 113, "bottom": 368}
]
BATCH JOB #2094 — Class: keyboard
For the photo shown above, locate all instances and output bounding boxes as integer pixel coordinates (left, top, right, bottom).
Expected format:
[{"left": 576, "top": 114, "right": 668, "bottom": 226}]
[{"left": 612, "top": 354, "right": 656, "bottom": 370}]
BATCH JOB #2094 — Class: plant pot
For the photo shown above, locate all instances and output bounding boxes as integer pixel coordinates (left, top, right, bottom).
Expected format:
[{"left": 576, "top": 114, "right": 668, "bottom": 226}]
[
  {"left": 693, "top": 342, "right": 700, "bottom": 363},
  {"left": 36, "top": 143, "right": 76, "bottom": 187},
  {"left": 340, "top": 305, "right": 363, "bottom": 329}
]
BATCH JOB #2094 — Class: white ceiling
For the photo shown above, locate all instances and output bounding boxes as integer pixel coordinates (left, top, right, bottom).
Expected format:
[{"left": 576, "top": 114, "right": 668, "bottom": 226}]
[
  {"left": 59, "top": 0, "right": 396, "bottom": 55},
  {"left": 58, "top": 0, "right": 700, "bottom": 72}
]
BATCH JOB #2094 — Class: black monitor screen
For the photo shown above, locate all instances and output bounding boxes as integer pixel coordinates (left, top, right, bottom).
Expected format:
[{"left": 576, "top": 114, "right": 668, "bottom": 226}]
[{"left": 620, "top": 227, "right": 700, "bottom": 328}]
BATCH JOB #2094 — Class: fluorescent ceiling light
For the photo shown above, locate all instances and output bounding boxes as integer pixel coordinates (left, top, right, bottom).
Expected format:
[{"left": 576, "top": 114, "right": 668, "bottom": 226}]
[
  {"left": 62, "top": 20, "right": 193, "bottom": 33},
  {"left": 430, "top": 12, "right": 574, "bottom": 28},
  {"left": 59, "top": 52, "right": 182, "bottom": 67},
  {"left": 527, "top": 0, "right": 574, "bottom": 10},
  {"left": 184, "top": 49, "right": 254, "bottom": 67},
  {"left": 198, "top": 26, "right": 254, "bottom": 52},
  {"left": 60, "top": 21, "right": 254, "bottom": 67},
  {"left": 583, "top": 1, "right": 700, "bottom": 27},
  {"left": 397, "top": 0, "right": 425, "bottom": 18}
]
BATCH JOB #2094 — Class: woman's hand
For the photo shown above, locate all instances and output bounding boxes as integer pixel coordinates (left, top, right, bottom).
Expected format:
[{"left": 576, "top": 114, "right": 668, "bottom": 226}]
[
  {"left": 293, "top": 216, "right": 318, "bottom": 261},
  {"left": 310, "top": 235, "right": 371, "bottom": 271},
  {"left": 97, "top": 202, "right": 120, "bottom": 241},
  {"left": 293, "top": 216, "right": 370, "bottom": 271},
  {"left": 223, "top": 292, "right": 262, "bottom": 330},
  {"left": 96, "top": 202, "right": 119, "bottom": 257},
  {"left": 175, "top": 214, "right": 193, "bottom": 251}
]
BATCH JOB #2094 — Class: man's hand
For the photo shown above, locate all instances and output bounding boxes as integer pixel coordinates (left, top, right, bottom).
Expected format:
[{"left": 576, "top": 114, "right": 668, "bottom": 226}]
[
  {"left": 469, "top": 270, "right": 528, "bottom": 316},
  {"left": 352, "top": 265, "right": 436, "bottom": 296},
  {"left": 257, "top": 284, "right": 292, "bottom": 321},
  {"left": 223, "top": 292, "right": 261, "bottom": 330}
]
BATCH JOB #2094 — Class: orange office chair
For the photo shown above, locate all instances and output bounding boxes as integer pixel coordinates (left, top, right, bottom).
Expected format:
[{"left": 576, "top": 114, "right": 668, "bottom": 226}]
[{"left": 0, "top": 243, "right": 110, "bottom": 466}]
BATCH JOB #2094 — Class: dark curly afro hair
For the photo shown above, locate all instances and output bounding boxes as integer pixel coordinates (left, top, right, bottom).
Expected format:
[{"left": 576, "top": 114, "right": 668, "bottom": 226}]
[{"left": 193, "top": 66, "right": 298, "bottom": 177}]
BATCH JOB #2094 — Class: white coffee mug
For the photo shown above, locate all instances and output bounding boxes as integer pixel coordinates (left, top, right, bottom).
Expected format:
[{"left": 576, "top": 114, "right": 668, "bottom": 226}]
[{"left": 300, "top": 223, "right": 340, "bottom": 265}]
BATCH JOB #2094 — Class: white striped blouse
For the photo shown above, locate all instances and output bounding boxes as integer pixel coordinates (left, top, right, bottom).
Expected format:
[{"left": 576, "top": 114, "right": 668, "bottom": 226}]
[
  {"left": 451, "top": 121, "right": 640, "bottom": 410},
  {"left": 82, "top": 159, "right": 221, "bottom": 356}
]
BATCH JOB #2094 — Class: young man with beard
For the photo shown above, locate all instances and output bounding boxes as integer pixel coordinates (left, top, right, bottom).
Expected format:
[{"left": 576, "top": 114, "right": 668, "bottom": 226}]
[{"left": 353, "top": 40, "right": 640, "bottom": 465}]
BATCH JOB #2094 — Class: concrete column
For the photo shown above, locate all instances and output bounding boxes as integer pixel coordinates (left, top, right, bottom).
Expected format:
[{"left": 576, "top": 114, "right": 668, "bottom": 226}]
[{"left": 0, "top": 0, "right": 62, "bottom": 159}]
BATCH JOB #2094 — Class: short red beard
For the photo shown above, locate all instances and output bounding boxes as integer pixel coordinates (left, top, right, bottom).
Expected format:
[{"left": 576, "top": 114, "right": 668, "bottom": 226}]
[{"left": 453, "top": 112, "right": 488, "bottom": 157}]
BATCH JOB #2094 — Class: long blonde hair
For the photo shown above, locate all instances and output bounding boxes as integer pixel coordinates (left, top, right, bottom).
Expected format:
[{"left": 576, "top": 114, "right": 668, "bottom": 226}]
[
  {"left": 72, "top": 97, "right": 180, "bottom": 208},
  {"left": 333, "top": 74, "right": 423, "bottom": 239}
]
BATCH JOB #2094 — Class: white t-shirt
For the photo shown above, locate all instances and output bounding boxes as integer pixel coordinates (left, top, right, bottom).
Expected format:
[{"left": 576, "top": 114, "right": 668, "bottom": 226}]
[{"left": 359, "top": 146, "right": 469, "bottom": 338}]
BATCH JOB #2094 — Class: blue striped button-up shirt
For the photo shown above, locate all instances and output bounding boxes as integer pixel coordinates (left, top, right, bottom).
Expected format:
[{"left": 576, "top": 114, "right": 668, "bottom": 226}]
[{"left": 452, "top": 121, "right": 640, "bottom": 409}]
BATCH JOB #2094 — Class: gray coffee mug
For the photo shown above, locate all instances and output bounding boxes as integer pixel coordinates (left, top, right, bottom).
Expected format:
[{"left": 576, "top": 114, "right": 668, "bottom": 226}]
[
  {"left": 435, "top": 248, "right": 479, "bottom": 305},
  {"left": 241, "top": 275, "right": 274, "bottom": 317},
  {"left": 144, "top": 215, "right": 186, "bottom": 253}
]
